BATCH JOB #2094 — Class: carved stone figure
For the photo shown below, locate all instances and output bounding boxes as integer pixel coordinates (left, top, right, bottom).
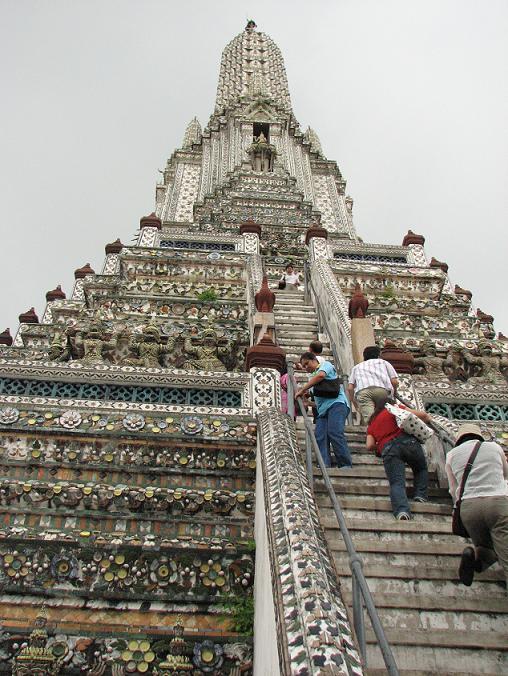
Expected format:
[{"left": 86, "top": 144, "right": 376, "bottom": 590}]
[
  {"left": 47, "top": 334, "right": 71, "bottom": 362},
  {"left": 184, "top": 327, "right": 228, "bottom": 371},
  {"left": 77, "top": 322, "right": 114, "bottom": 365},
  {"left": 443, "top": 343, "right": 468, "bottom": 382},
  {"left": 464, "top": 340, "right": 508, "bottom": 385},
  {"left": 127, "top": 324, "right": 174, "bottom": 368},
  {"left": 414, "top": 341, "right": 448, "bottom": 380}
]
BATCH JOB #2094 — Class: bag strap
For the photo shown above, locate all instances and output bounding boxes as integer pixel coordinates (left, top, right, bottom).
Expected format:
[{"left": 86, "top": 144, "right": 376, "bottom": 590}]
[{"left": 456, "top": 441, "right": 482, "bottom": 503}]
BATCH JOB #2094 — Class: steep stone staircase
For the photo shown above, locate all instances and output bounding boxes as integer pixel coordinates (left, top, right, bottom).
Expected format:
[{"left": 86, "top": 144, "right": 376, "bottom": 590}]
[
  {"left": 307, "top": 423, "right": 508, "bottom": 675},
  {"left": 273, "top": 288, "right": 332, "bottom": 363},
  {"left": 273, "top": 290, "right": 508, "bottom": 674}
]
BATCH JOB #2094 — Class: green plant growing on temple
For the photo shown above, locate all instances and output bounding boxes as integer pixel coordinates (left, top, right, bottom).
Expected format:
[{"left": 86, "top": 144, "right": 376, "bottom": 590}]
[
  {"left": 222, "top": 594, "right": 254, "bottom": 635},
  {"left": 196, "top": 288, "right": 218, "bottom": 302},
  {"left": 381, "top": 284, "right": 396, "bottom": 299}
]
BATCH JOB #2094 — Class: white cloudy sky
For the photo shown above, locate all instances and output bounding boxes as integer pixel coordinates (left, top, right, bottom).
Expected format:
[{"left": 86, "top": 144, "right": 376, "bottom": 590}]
[{"left": 1, "top": 0, "right": 507, "bottom": 338}]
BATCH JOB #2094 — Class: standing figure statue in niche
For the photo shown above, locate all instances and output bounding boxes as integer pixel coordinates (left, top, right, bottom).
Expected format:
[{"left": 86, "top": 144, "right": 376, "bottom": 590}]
[
  {"left": 128, "top": 323, "right": 175, "bottom": 369},
  {"left": 464, "top": 340, "right": 508, "bottom": 386},
  {"left": 414, "top": 341, "right": 448, "bottom": 380},
  {"left": 246, "top": 132, "right": 277, "bottom": 172},
  {"left": 184, "top": 327, "right": 228, "bottom": 372}
]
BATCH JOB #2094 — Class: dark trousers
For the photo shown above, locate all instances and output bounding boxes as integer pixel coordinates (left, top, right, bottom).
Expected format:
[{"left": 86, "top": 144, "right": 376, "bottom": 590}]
[{"left": 382, "top": 434, "right": 428, "bottom": 516}]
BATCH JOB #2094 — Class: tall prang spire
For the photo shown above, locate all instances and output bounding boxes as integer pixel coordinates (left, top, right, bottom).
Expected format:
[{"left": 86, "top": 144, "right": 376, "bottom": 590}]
[{"left": 215, "top": 20, "right": 293, "bottom": 114}]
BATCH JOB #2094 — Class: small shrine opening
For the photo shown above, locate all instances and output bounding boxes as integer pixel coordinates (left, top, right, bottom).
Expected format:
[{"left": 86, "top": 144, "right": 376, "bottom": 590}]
[{"left": 253, "top": 122, "right": 270, "bottom": 142}]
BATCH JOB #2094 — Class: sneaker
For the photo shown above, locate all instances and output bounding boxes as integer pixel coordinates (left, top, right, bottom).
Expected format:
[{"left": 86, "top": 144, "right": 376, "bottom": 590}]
[
  {"left": 396, "top": 512, "right": 411, "bottom": 521},
  {"left": 413, "top": 496, "right": 428, "bottom": 503},
  {"left": 458, "top": 546, "right": 476, "bottom": 586}
]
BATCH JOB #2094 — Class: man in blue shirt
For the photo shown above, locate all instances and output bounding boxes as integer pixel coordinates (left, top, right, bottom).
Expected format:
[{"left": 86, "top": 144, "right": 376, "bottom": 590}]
[{"left": 295, "top": 352, "right": 352, "bottom": 468}]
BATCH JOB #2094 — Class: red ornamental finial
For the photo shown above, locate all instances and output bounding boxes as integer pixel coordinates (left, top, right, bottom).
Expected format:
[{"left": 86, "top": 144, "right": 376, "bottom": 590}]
[
  {"left": 105, "top": 238, "right": 124, "bottom": 254},
  {"left": 74, "top": 263, "right": 95, "bottom": 279},
  {"left": 46, "top": 285, "right": 66, "bottom": 301},
  {"left": 0, "top": 328, "right": 13, "bottom": 346},
  {"left": 402, "top": 230, "right": 425, "bottom": 246},
  {"left": 429, "top": 257, "right": 449, "bottom": 273},
  {"left": 255, "top": 275, "right": 276, "bottom": 312},
  {"left": 348, "top": 284, "right": 369, "bottom": 319},
  {"left": 19, "top": 307, "right": 39, "bottom": 324},
  {"left": 454, "top": 284, "right": 472, "bottom": 299},
  {"left": 477, "top": 308, "right": 494, "bottom": 324},
  {"left": 140, "top": 212, "right": 162, "bottom": 230}
]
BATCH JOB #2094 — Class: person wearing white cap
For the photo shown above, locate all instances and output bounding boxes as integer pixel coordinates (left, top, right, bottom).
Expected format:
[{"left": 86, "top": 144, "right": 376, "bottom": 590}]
[{"left": 445, "top": 423, "right": 508, "bottom": 587}]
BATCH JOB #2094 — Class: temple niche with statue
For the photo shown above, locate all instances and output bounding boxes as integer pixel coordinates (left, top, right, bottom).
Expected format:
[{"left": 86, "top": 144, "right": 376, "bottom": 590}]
[{"left": 0, "top": 19, "right": 507, "bottom": 676}]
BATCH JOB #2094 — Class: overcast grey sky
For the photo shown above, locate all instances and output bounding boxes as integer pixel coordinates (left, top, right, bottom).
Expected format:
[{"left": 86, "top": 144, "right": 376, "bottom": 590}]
[{"left": 1, "top": 0, "right": 507, "bottom": 338}]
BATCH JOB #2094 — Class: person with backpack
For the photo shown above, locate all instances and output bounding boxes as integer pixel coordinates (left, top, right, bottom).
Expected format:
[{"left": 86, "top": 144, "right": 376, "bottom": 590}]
[{"left": 366, "top": 395, "right": 430, "bottom": 520}]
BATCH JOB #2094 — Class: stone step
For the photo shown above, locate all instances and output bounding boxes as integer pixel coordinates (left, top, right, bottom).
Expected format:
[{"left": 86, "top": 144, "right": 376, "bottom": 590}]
[
  {"left": 364, "top": 631, "right": 508, "bottom": 674},
  {"left": 322, "top": 513, "right": 456, "bottom": 534},
  {"left": 349, "top": 577, "right": 506, "bottom": 608},
  {"left": 276, "top": 338, "right": 324, "bottom": 348},
  {"left": 335, "top": 548, "right": 505, "bottom": 582},
  {"left": 333, "top": 557, "right": 505, "bottom": 584},
  {"left": 276, "top": 331, "right": 326, "bottom": 342},
  {"left": 313, "top": 480, "right": 450, "bottom": 501},
  {"left": 312, "top": 464, "right": 440, "bottom": 481},
  {"left": 372, "top": 604, "right": 507, "bottom": 634},
  {"left": 273, "top": 306, "right": 317, "bottom": 320},
  {"left": 274, "top": 312, "right": 317, "bottom": 321},
  {"left": 316, "top": 495, "right": 450, "bottom": 517},
  {"left": 273, "top": 297, "right": 313, "bottom": 305},
  {"left": 328, "top": 537, "right": 466, "bottom": 557},
  {"left": 324, "top": 510, "right": 452, "bottom": 528},
  {"left": 342, "top": 590, "right": 508, "bottom": 615}
]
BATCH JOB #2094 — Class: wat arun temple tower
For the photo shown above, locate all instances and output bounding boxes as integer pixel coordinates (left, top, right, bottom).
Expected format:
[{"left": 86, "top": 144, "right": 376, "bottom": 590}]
[{"left": 0, "top": 20, "right": 507, "bottom": 676}]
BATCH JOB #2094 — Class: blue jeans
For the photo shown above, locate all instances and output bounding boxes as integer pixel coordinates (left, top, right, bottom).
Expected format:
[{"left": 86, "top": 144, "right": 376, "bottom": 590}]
[
  {"left": 315, "top": 402, "right": 352, "bottom": 468},
  {"left": 382, "top": 434, "right": 428, "bottom": 516}
]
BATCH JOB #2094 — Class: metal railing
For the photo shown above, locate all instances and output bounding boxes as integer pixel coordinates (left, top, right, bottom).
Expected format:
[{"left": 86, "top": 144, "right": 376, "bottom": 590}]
[{"left": 286, "top": 362, "right": 399, "bottom": 674}]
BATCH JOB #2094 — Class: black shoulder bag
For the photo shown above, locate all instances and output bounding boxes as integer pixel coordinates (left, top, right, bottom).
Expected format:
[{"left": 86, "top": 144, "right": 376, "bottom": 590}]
[
  {"left": 313, "top": 377, "right": 341, "bottom": 399},
  {"left": 451, "top": 441, "right": 482, "bottom": 537}
]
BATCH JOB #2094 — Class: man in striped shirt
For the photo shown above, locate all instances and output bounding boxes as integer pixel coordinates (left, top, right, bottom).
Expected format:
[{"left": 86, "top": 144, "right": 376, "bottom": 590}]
[{"left": 347, "top": 345, "right": 399, "bottom": 423}]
